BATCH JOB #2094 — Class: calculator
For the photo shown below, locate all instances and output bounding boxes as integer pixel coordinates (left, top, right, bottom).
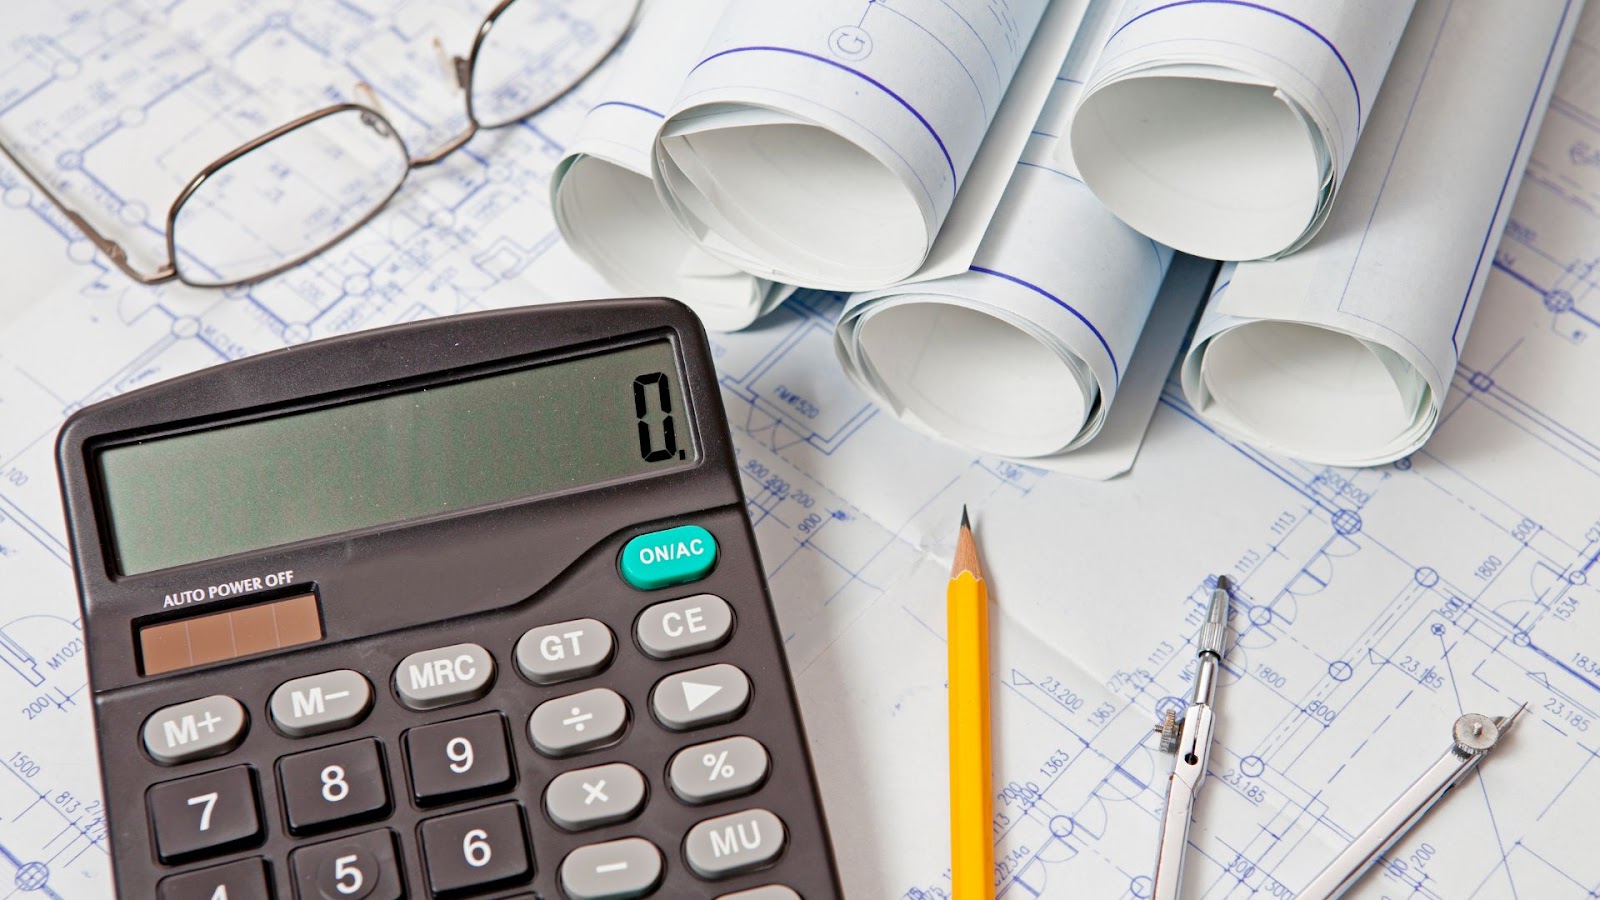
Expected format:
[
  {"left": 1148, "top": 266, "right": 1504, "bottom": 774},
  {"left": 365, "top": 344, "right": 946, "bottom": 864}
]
[{"left": 56, "top": 298, "right": 842, "bottom": 899}]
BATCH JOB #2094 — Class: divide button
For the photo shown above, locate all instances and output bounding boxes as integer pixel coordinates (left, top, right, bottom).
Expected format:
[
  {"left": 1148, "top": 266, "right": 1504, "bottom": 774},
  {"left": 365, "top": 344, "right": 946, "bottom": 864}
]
[{"left": 619, "top": 525, "right": 718, "bottom": 590}]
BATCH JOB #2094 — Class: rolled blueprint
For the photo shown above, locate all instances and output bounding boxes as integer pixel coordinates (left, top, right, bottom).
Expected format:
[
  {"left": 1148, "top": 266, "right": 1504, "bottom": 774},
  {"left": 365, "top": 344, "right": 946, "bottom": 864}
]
[
  {"left": 549, "top": 0, "right": 788, "bottom": 331},
  {"left": 1068, "top": 0, "right": 1414, "bottom": 261},
  {"left": 837, "top": 0, "right": 1208, "bottom": 476},
  {"left": 1180, "top": 0, "right": 1581, "bottom": 467},
  {"left": 650, "top": 0, "right": 1076, "bottom": 292}
]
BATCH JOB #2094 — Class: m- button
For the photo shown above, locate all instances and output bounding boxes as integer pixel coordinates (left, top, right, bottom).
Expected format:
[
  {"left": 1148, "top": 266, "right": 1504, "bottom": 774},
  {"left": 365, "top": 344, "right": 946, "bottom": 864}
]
[
  {"left": 394, "top": 642, "right": 495, "bottom": 711},
  {"left": 143, "top": 695, "right": 247, "bottom": 765},
  {"left": 269, "top": 670, "right": 373, "bottom": 738}
]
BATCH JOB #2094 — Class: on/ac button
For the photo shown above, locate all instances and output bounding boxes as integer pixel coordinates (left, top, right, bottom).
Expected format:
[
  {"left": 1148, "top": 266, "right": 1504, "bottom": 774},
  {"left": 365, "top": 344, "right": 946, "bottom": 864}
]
[{"left": 619, "top": 525, "right": 718, "bottom": 590}]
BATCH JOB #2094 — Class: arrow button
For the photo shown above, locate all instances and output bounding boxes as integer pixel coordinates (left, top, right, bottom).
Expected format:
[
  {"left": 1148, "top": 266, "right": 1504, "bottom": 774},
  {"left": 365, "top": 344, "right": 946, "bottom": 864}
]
[
  {"left": 652, "top": 664, "right": 750, "bottom": 731},
  {"left": 683, "top": 680, "right": 723, "bottom": 712}
]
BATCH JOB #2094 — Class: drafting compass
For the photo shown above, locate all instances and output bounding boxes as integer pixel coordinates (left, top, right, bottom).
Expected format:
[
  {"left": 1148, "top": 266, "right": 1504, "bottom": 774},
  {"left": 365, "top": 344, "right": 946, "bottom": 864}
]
[
  {"left": 1298, "top": 703, "right": 1527, "bottom": 899},
  {"left": 1151, "top": 576, "right": 1232, "bottom": 900}
]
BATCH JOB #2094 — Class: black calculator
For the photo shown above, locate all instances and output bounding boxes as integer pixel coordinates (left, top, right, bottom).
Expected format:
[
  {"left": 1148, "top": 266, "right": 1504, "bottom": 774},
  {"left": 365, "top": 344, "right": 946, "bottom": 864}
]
[{"left": 55, "top": 298, "right": 842, "bottom": 899}]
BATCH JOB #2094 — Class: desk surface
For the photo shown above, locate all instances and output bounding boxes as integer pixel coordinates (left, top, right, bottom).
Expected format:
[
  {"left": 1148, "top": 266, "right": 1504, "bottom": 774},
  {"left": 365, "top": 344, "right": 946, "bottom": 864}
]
[{"left": 1, "top": 2, "right": 1598, "bottom": 898}]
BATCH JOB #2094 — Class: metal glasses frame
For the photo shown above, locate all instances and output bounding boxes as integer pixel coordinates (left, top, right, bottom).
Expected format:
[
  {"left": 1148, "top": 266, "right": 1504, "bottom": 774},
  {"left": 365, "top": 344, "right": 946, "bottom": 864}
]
[{"left": 0, "top": 0, "right": 639, "bottom": 288}]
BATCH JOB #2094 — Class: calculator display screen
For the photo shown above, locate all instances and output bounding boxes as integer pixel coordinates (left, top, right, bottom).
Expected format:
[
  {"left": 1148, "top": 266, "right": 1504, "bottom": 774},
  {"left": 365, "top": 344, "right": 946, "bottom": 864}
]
[{"left": 98, "top": 341, "right": 696, "bottom": 575}]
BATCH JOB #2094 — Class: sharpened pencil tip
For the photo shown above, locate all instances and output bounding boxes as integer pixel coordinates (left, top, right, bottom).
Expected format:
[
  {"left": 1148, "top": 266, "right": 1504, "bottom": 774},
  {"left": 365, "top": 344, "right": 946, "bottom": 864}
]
[{"left": 952, "top": 506, "right": 981, "bottom": 579}]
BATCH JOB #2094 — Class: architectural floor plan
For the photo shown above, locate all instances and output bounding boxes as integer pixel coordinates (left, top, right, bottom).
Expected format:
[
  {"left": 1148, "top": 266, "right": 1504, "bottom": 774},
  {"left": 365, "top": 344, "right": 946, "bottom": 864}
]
[{"left": 2, "top": 1, "right": 1600, "bottom": 897}]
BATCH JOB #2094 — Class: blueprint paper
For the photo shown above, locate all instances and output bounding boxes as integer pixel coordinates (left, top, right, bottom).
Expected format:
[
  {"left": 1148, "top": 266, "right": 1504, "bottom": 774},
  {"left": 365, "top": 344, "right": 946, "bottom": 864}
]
[
  {"left": 549, "top": 0, "right": 792, "bottom": 332},
  {"left": 7, "top": 2, "right": 1600, "bottom": 900},
  {"left": 650, "top": 0, "right": 1086, "bottom": 291},
  {"left": 835, "top": 0, "right": 1206, "bottom": 475},
  {"left": 1068, "top": 0, "right": 1414, "bottom": 261},
  {"left": 1181, "top": 0, "right": 1581, "bottom": 468}
]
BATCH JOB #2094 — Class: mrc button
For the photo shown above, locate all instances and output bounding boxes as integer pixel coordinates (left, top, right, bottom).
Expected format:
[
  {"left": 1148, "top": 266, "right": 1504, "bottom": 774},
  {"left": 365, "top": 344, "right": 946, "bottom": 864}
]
[
  {"left": 394, "top": 642, "right": 495, "bottom": 711},
  {"left": 619, "top": 525, "right": 718, "bottom": 590},
  {"left": 143, "top": 695, "right": 248, "bottom": 765}
]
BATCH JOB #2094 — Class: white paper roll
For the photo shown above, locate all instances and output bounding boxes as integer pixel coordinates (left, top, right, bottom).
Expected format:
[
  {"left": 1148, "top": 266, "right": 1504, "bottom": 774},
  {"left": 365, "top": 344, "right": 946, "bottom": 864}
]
[
  {"left": 836, "top": 3, "right": 1209, "bottom": 477},
  {"left": 549, "top": 0, "right": 789, "bottom": 331},
  {"left": 1068, "top": 0, "right": 1415, "bottom": 260},
  {"left": 649, "top": 0, "right": 1063, "bottom": 291},
  {"left": 1180, "top": 0, "right": 1581, "bottom": 465}
]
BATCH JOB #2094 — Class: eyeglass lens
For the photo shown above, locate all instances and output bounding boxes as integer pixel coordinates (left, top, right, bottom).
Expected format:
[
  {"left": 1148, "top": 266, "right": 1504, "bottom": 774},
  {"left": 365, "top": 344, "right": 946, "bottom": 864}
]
[
  {"left": 163, "top": 0, "right": 637, "bottom": 286},
  {"left": 170, "top": 108, "right": 410, "bottom": 287}
]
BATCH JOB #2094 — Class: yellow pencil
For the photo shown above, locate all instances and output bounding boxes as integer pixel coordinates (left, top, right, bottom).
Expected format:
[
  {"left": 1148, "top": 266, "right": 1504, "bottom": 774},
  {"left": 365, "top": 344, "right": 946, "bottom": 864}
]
[{"left": 949, "top": 505, "right": 993, "bottom": 899}]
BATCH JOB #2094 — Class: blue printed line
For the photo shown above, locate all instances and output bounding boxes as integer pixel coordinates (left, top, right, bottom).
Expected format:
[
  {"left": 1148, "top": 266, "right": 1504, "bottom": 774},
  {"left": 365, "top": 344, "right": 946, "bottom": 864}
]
[
  {"left": 692, "top": 46, "right": 956, "bottom": 189},
  {"left": 1109, "top": 0, "right": 1362, "bottom": 123},
  {"left": 969, "top": 265, "right": 1119, "bottom": 384},
  {"left": 1452, "top": 0, "right": 1575, "bottom": 351},
  {"left": 589, "top": 100, "right": 664, "bottom": 119},
  {"left": 1017, "top": 160, "right": 1082, "bottom": 184}
]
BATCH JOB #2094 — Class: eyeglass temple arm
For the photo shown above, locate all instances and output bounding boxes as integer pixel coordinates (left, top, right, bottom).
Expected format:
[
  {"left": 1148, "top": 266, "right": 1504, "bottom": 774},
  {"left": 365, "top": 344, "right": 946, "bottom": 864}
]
[{"left": 0, "top": 138, "right": 178, "bottom": 285}]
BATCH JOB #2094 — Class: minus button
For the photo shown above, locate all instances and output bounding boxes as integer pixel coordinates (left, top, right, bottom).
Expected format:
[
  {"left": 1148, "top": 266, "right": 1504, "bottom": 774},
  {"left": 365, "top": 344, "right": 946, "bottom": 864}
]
[{"left": 560, "top": 838, "right": 663, "bottom": 900}]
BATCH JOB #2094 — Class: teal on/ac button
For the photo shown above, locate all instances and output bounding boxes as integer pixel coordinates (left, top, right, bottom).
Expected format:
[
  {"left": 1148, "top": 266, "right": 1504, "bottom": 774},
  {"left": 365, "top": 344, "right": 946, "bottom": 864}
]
[{"left": 620, "top": 525, "right": 718, "bottom": 590}]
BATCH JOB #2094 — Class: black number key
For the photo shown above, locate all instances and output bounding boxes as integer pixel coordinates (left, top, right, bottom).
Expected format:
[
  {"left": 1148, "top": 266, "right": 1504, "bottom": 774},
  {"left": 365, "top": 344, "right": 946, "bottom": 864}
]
[
  {"left": 157, "top": 858, "right": 272, "bottom": 900},
  {"left": 147, "top": 766, "right": 262, "bottom": 863},
  {"left": 279, "top": 738, "right": 390, "bottom": 834},
  {"left": 419, "top": 801, "right": 531, "bottom": 896},
  {"left": 290, "top": 828, "right": 402, "bottom": 900},
  {"left": 404, "top": 713, "right": 513, "bottom": 805}
]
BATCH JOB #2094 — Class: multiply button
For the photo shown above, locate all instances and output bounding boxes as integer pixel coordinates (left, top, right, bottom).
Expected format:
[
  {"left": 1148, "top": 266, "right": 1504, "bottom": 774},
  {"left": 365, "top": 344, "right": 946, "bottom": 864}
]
[
  {"left": 684, "top": 808, "right": 787, "bottom": 880},
  {"left": 559, "top": 838, "right": 663, "bottom": 900},
  {"left": 669, "top": 736, "right": 770, "bottom": 804},
  {"left": 404, "top": 713, "right": 514, "bottom": 805},
  {"left": 636, "top": 594, "right": 733, "bottom": 660},
  {"left": 270, "top": 670, "right": 372, "bottom": 738},
  {"left": 147, "top": 766, "right": 262, "bottom": 863},
  {"left": 619, "top": 524, "right": 718, "bottom": 590},
  {"left": 515, "top": 619, "right": 614, "bottom": 685},
  {"left": 651, "top": 663, "right": 750, "bottom": 731},
  {"left": 143, "top": 695, "right": 247, "bottom": 765},
  {"left": 529, "top": 688, "right": 628, "bottom": 757},
  {"left": 394, "top": 643, "right": 494, "bottom": 711},
  {"left": 545, "top": 762, "right": 646, "bottom": 831}
]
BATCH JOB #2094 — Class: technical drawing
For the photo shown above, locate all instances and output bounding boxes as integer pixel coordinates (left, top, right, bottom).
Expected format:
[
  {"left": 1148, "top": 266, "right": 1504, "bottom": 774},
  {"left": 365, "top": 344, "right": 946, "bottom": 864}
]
[{"left": 4, "top": 2, "right": 1600, "bottom": 899}]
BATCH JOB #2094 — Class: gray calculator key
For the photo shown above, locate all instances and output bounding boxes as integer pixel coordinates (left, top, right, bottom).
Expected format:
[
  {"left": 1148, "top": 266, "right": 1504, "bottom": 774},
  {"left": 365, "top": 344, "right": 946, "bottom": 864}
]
[
  {"left": 143, "top": 695, "right": 247, "bottom": 765},
  {"left": 669, "top": 736, "right": 770, "bottom": 803},
  {"left": 529, "top": 688, "right": 628, "bottom": 757},
  {"left": 685, "top": 808, "right": 787, "bottom": 879},
  {"left": 636, "top": 594, "right": 734, "bottom": 660},
  {"left": 270, "top": 669, "right": 373, "bottom": 738},
  {"left": 545, "top": 762, "right": 646, "bottom": 831},
  {"left": 651, "top": 663, "right": 750, "bottom": 731},
  {"left": 515, "top": 619, "right": 614, "bottom": 684},
  {"left": 717, "top": 887, "right": 802, "bottom": 900},
  {"left": 393, "top": 642, "right": 494, "bottom": 710},
  {"left": 157, "top": 858, "right": 271, "bottom": 900},
  {"left": 560, "top": 838, "right": 663, "bottom": 900}
]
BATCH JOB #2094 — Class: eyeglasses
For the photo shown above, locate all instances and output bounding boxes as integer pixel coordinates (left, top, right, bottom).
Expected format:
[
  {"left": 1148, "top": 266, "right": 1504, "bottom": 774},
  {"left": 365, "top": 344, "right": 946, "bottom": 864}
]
[{"left": 0, "top": 0, "right": 639, "bottom": 288}]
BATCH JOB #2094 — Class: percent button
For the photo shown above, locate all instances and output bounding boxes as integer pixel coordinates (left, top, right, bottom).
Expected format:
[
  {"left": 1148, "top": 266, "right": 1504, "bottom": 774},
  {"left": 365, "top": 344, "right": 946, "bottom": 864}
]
[{"left": 668, "top": 736, "right": 770, "bottom": 804}]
